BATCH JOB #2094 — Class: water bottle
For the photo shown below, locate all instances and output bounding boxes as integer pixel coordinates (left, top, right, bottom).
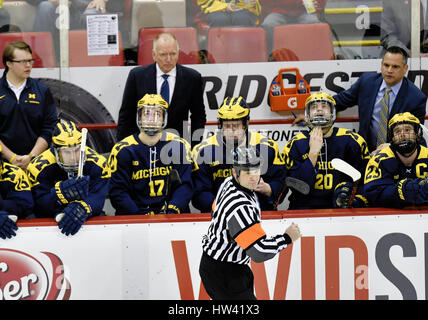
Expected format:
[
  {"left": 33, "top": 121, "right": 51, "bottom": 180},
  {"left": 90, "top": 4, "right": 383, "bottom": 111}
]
[
  {"left": 271, "top": 81, "right": 281, "bottom": 96},
  {"left": 297, "top": 79, "right": 307, "bottom": 94},
  {"left": 302, "top": 0, "right": 316, "bottom": 14}
]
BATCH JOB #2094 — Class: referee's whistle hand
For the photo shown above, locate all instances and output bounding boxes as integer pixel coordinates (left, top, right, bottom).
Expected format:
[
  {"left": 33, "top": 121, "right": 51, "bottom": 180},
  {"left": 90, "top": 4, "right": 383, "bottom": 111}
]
[{"left": 285, "top": 223, "right": 301, "bottom": 242}]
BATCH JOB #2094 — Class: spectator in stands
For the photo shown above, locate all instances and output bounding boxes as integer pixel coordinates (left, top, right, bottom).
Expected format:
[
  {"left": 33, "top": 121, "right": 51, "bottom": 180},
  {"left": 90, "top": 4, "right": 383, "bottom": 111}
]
[
  {"left": 196, "top": 0, "right": 261, "bottom": 27},
  {"left": 364, "top": 112, "right": 428, "bottom": 208},
  {"left": 381, "top": 0, "right": 428, "bottom": 57},
  {"left": 26, "top": 120, "right": 110, "bottom": 236},
  {"left": 28, "top": 0, "right": 127, "bottom": 61},
  {"left": 29, "top": 0, "right": 125, "bottom": 30},
  {"left": 192, "top": 96, "right": 286, "bottom": 212},
  {"left": 117, "top": 33, "right": 206, "bottom": 147},
  {"left": 283, "top": 92, "right": 370, "bottom": 210},
  {"left": 0, "top": 41, "right": 57, "bottom": 170},
  {"left": 261, "top": 0, "right": 327, "bottom": 57},
  {"left": 293, "top": 46, "right": 427, "bottom": 153},
  {"left": 109, "top": 94, "right": 194, "bottom": 215},
  {"left": 0, "top": 144, "right": 34, "bottom": 240}
]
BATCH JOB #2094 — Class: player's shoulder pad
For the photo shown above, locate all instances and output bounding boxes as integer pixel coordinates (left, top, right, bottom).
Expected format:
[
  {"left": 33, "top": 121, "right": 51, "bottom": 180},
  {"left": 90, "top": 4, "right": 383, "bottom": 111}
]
[
  {"left": 371, "top": 146, "right": 395, "bottom": 163},
  {"left": 336, "top": 128, "right": 370, "bottom": 159},
  {"left": 26, "top": 149, "right": 56, "bottom": 184},
  {"left": 249, "top": 131, "right": 284, "bottom": 164},
  {"left": 164, "top": 132, "right": 193, "bottom": 165},
  {"left": 192, "top": 134, "right": 218, "bottom": 155},
  {"left": 418, "top": 145, "right": 428, "bottom": 160},
  {"left": 85, "top": 147, "right": 111, "bottom": 178},
  {"left": 364, "top": 147, "right": 395, "bottom": 184},
  {"left": 110, "top": 135, "right": 139, "bottom": 158},
  {"left": 192, "top": 135, "right": 220, "bottom": 166},
  {"left": 282, "top": 131, "right": 307, "bottom": 154},
  {"left": 336, "top": 128, "right": 365, "bottom": 144},
  {"left": 165, "top": 131, "right": 191, "bottom": 149},
  {"left": 108, "top": 135, "right": 139, "bottom": 173},
  {"left": 1, "top": 162, "right": 31, "bottom": 191}
]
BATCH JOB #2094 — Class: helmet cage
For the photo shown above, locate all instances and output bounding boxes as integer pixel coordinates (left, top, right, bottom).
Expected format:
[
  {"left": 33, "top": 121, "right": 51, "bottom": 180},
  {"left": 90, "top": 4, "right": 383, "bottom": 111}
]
[
  {"left": 388, "top": 121, "right": 421, "bottom": 155},
  {"left": 137, "top": 104, "right": 168, "bottom": 136},
  {"left": 305, "top": 100, "right": 336, "bottom": 129},
  {"left": 55, "top": 145, "right": 81, "bottom": 172},
  {"left": 304, "top": 93, "right": 336, "bottom": 129},
  {"left": 52, "top": 121, "right": 83, "bottom": 173}
]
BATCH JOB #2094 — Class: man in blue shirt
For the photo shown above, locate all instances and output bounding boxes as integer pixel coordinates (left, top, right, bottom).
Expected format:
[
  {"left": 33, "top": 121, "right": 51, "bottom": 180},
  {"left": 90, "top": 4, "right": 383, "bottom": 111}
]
[
  {"left": 332, "top": 46, "right": 427, "bottom": 153},
  {"left": 0, "top": 40, "right": 57, "bottom": 170},
  {"left": 292, "top": 46, "right": 427, "bottom": 153}
]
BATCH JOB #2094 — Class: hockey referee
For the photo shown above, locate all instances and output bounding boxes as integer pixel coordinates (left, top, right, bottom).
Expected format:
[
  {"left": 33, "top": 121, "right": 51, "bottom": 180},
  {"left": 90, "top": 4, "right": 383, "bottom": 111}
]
[{"left": 199, "top": 146, "right": 301, "bottom": 300}]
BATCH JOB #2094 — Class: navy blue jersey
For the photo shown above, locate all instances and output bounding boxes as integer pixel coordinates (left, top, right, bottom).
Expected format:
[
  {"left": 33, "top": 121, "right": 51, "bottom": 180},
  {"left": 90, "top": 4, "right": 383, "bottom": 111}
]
[
  {"left": 0, "top": 76, "right": 57, "bottom": 155},
  {"left": 108, "top": 132, "right": 194, "bottom": 215},
  {"left": 192, "top": 131, "right": 286, "bottom": 212},
  {"left": 364, "top": 145, "right": 428, "bottom": 208},
  {"left": 26, "top": 147, "right": 110, "bottom": 218},
  {"left": 283, "top": 127, "right": 370, "bottom": 209},
  {"left": 0, "top": 162, "right": 33, "bottom": 218}
]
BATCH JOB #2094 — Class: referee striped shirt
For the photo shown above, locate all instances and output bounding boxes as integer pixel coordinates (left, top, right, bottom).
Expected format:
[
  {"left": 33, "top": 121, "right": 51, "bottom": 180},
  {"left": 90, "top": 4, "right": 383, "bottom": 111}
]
[{"left": 202, "top": 176, "right": 291, "bottom": 264}]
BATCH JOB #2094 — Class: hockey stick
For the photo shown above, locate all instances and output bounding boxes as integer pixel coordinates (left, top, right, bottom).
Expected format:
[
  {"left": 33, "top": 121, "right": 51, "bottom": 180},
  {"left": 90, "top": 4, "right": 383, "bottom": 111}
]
[
  {"left": 55, "top": 128, "right": 88, "bottom": 223},
  {"left": 8, "top": 215, "right": 17, "bottom": 223},
  {"left": 285, "top": 177, "right": 310, "bottom": 195},
  {"left": 161, "top": 169, "right": 182, "bottom": 214},
  {"left": 331, "top": 158, "right": 361, "bottom": 208},
  {"left": 420, "top": 123, "right": 428, "bottom": 138},
  {"left": 77, "top": 128, "right": 88, "bottom": 178},
  {"left": 273, "top": 176, "right": 310, "bottom": 210}
]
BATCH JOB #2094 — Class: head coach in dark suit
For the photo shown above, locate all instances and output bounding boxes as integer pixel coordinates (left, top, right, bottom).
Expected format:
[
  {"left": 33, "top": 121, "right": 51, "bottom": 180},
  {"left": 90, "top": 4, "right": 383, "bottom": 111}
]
[
  {"left": 333, "top": 46, "right": 427, "bottom": 153},
  {"left": 117, "top": 33, "right": 206, "bottom": 147}
]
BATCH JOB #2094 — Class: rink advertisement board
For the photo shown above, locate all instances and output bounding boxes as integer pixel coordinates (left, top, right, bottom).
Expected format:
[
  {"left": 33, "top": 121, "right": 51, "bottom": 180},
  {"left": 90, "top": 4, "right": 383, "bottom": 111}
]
[{"left": 1, "top": 209, "right": 428, "bottom": 300}]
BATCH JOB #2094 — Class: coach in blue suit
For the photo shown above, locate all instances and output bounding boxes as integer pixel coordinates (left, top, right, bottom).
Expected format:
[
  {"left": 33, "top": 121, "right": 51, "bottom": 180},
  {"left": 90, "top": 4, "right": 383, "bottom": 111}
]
[
  {"left": 117, "top": 33, "right": 206, "bottom": 146},
  {"left": 333, "top": 46, "right": 427, "bottom": 152}
]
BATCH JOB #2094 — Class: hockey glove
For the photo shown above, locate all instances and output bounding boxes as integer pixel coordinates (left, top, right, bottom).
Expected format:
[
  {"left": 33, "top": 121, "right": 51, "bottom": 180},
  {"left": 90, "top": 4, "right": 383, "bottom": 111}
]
[
  {"left": 398, "top": 178, "right": 428, "bottom": 205},
  {"left": 0, "top": 210, "right": 18, "bottom": 239},
  {"left": 56, "top": 201, "right": 92, "bottom": 236},
  {"left": 334, "top": 182, "right": 353, "bottom": 208},
  {"left": 161, "top": 204, "right": 181, "bottom": 214},
  {"left": 54, "top": 176, "right": 90, "bottom": 204},
  {"left": 351, "top": 195, "right": 369, "bottom": 208}
]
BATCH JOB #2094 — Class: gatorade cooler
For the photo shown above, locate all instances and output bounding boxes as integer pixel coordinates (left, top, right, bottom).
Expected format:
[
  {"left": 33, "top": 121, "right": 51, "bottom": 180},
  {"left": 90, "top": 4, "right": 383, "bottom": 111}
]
[{"left": 269, "top": 68, "right": 311, "bottom": 112}]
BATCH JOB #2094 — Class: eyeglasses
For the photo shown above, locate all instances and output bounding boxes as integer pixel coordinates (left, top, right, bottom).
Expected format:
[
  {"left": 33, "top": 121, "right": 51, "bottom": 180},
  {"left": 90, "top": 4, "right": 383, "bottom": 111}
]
[{"left": 10, "top": 59, "right": 35, "bottom": 65}]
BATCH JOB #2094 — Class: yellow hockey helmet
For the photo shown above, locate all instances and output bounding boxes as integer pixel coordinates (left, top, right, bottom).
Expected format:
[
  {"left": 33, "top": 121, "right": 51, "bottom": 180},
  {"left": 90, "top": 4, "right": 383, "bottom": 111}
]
[
  {"left": 52, "top": 120, "right": 82, "bottom": 147},
  {"left": 304, "top": 92, "right": 336, "bottom": 129},
  {"left": 217, "top": 96, "right": 250, "bottom": 121},
  {"left": 387, "top": 112, "right": 422, "bottom": 145},
  {"left": 388, "top": 112, "right": 420, "bottom": 129},
  {"left": 52, "top": 120, "right": 82, "bottom": 172},
  {"left": 136, "top": 94, "right": 169, "bottom": 136}
]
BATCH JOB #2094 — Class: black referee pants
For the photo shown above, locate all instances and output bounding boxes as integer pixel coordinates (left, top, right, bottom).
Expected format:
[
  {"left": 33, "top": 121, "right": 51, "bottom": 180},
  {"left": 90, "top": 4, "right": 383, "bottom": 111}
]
[{"left": 199, "top": 252, "right": 256, "bottom": 300}]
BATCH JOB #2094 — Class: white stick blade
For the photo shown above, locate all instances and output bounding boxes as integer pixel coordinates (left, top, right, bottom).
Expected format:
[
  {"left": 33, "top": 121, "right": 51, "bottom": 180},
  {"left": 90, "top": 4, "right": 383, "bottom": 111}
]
[
  {"left": 420, "top": 123, "right": 428, "bottom": 138},
  {"left": 331, "top": 158, "right": 361, "bottom": 182},
  {"left": 78, "top": 128, "right": 88, "bottom": 177}
]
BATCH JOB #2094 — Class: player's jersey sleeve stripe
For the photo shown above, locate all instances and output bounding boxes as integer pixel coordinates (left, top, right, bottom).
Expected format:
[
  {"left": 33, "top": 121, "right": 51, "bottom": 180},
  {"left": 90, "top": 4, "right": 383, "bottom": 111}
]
[{"left": 234, "top": 222, "right": 266, "bottom": 250}]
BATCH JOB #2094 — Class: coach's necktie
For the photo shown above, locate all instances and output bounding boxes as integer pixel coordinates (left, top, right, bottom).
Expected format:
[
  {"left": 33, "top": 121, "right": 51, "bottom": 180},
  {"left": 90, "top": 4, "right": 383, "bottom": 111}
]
[
  {"left": 376, "top": 88, "right": 392, "bottom": 146},
  {"left": 160, "top": 74, "right": 170, "bottom": 104}
]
